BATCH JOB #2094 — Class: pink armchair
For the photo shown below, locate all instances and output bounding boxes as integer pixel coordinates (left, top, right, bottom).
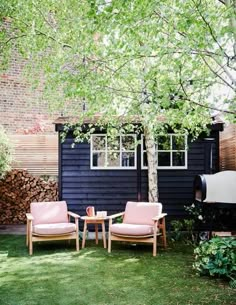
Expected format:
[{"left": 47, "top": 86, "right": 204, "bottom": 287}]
[
  {"left": 26, "top": 201, "right": 80, "bottom": 255},
  {"left": 108, "top": 201, "right": 167, "bottom": 256}
]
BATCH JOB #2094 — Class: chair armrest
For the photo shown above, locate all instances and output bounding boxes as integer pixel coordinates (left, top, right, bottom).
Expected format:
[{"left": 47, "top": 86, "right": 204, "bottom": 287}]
[
  {"left": 68, "top": 211, "right": 80, "bottom": 219},
  {"left": 108, "top": 211, "right": 125, "bottom": 219},
  {"left": 26, "top": 213, "right": 34, "bottom": 221},
  {"left": 152, "top": 213, "right": 167, "bottom": 221}
]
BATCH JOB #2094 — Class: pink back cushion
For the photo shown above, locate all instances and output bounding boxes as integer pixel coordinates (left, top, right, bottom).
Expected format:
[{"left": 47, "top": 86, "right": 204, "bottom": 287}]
[
  {"left": 123, "top": 201, "right": 162, "bottom": 225},
  {"left": 31, "top": 201, "right": 69, "bottom": 225}
]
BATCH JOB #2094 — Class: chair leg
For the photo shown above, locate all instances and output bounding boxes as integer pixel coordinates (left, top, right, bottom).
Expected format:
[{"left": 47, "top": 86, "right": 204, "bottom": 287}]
[
  {"left": 75, "top": 219, "right": 79, "bottom": 252},
  {"left": 153, "top": 245, "right": 156, "bottom": 256},
  {"left": 26, "top": 222, "right": 28, "bottom": 246},
  {"left": 82, "top": 221, "right": 87, "bottom": 248},
  {"left": 153, "top": 238, "right": 157, "bottom": 257},
  {"left": 95, "top": 224, "right": 98, "bottom": 245},
  {"left": 75, "top": 235, "right": 79, "bottom": 252},
  {"left": 162, "top": 218, "right": 167, "bottom": 249},
  {"left": 108, "top": 219, "right": 112, "bottom": 253},
  {"left": 108, "top": 234, "right": 111, "bottom": 253},
  {"left": 102, "top": 221, "right": 106, "bottom": 249},
  {"left": 153, "top": 222, "right": 157, "bottom": 257},
  {"left": 28, "top": 221, "right": 33, "bottom": 255},
  {"left": 29, "top": 233, "right": 33, "bottom": 255}
]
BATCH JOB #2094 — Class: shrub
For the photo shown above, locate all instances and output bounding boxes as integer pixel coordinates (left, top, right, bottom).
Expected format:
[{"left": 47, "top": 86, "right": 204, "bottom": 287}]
[
  {"left": 0, "top": 125, "right": 13, "bottom": 178},
  {"left": 170, "top": 219, "right": 196, "bottom": 244},
  {"left": 193, "top": 237, "right": 236, "bottom": 287},
  {"left": 170, "top": 220, "right": 184, "bottom": 241}
]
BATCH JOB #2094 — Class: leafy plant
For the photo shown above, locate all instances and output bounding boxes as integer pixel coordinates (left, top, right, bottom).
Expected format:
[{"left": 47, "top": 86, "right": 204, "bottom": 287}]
[
  {"left": 170, "top": 218, "right": 198, "bottom": 245},
  {"left": 170, "top": 220, "right": 184, "bottom": 242},
  {"left": 185, "top": 202, "right": 233, "bottom": 232},
  {"left": 193, "top": 237, "right": 236, "bottom": 287},
  {"left": 184, "top": 203, "right": 205, "bottom": 222},
  {"left": 183, "top": 219, "right": 196, "bottom": 243},
  {"left": 114, "top": 216, "right": 123, "bottom": 224},
  {"left": 0, "top": 125, "right": 13, "bottom": 178}
]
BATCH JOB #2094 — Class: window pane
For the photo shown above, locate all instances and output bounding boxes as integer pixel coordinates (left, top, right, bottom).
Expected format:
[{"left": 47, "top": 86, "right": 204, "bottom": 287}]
[
  {"left": 107, "top": 152, "right": 120, "bottom": 167},
  {"left": 92, "top": 152, "right": 105, "bottom": 167},
  {"left": 173, "top": 152, "right": 185, "bottom": 166},
  {"left": 122, "top": 152, "right": 135, "bottom": 167},
  {"left": 107, "top": 137, "right": 120, "bottom": 151},
  {"left": 157, "top": 136, "right": 170, "bottom": 150},
  {"left": 142, "top": 136, "right": 146, "bottom": 151},
  {"left": 172, "top": 136, "right": 185, "bottom": 150},
  {"left": 122, "top": 136, "right": 135, "bottom": 150},
  {"left": 158, "top": 152, "right": 171, "bottom": 166},
  {"left": 92, "top": 136, "right": 106, "bottom": 150},
  {"left": 143, "top": 152, "right": 148, "bottom": 167}
]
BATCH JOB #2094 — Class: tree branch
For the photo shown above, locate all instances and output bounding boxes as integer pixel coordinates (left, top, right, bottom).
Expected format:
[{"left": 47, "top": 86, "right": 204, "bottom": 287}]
[
  {"left": 9, "top": 16, "right": 72, "bottom": 49},
  {"left": 200, "top": 55, "right": 235, "bottom": 90},
  {"left": 101, "top": 85, "right": 142, "bottom": 95},
  {"left": 186, "top": 97, "right": 236, "bottom": 115},
  {"left": 153, "top": 7, "right": 231, "bottom": 64},
  {"left": 32, "top": 3, "right": 57, "bottom": 31},
  {"left": 225, "top": 0, "right": 236, "bottom": 57},
  {"left": 212, "top": 56, "right": 236, "bottom": 86},
  {"left": 34, "top": 29, "right": 72, "bottom": 49},
  {"left": 4, "top": 34, "right": 27, "bottom": 44},
  {"left": 179, "top": 78, "right": 236, "bottom": 115},
  {"left": 192, "top": 0, "right": 229, "bottom": 59}
]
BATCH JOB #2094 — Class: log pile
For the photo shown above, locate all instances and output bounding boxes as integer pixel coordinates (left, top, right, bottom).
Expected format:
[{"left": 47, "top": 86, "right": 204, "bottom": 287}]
[{"left": 0, "top": 169, "right": 58, "bottom": 224}]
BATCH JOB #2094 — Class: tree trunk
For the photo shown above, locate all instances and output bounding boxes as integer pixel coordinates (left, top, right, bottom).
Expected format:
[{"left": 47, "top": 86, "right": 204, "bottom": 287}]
[
  {"left": 225, "top": 0, "right": 236, "bottom": 58},
  {"left": 144, "top": 127, "right": 159, "bottom": 202}
]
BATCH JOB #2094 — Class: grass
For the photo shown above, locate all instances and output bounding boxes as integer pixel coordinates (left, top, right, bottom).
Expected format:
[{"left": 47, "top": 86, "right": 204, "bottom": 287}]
[{"left": 0, "top": 235, "right": 235, "bottom": 305}]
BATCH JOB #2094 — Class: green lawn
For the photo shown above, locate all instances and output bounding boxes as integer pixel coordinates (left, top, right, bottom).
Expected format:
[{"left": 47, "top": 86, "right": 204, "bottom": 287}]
[{"left": 0, "top": 235, "right": 235, "bottom": 305}]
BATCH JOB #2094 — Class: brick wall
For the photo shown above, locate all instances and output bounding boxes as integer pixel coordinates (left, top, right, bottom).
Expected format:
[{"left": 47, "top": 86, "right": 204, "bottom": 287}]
[{"left": 0, "top": 53, "right": 58, "bottom": 134}]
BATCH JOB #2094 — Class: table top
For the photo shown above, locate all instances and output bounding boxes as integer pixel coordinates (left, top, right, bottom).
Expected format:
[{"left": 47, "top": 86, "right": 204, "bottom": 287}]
[{"left": 81, "top": 215, "right": 109, "bottom": 221}]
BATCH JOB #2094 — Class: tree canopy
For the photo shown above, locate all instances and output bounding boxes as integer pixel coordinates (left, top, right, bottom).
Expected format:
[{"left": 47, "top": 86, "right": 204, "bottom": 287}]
[
  {"left": 1, "top": 0, "right": 235, "bottom": 128},
  {"left": 1, "top": 0, "right": 235, "bottom": 200}
]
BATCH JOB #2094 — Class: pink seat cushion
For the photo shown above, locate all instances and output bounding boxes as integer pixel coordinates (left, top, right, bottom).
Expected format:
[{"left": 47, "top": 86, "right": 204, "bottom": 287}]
[
  {"left": 111, "top": 223, "right": 156, "bottom": 236},
  {"left": 123, "top": 202, "right": 162, "bottom": 226},
  {"left": 31, "top": 201, "right": 69, "bottom": 225},
  {"left": 33, "top": 223, "right": 76, "bottom": 235}
]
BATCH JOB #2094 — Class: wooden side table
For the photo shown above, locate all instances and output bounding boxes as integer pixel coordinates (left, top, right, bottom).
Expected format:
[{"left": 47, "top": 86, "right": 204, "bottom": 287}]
[{"left": 81, "top": 216, "right": 108, "bottom": 248}]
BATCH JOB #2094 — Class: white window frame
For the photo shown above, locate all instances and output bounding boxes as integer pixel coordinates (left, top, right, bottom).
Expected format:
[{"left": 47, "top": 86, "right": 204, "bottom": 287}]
[
  {"left": 90, "top": 134, "right": 137, "bottom": 170},
  {"left": 141, "top": 134, "right": 188, "bottom": 170}
]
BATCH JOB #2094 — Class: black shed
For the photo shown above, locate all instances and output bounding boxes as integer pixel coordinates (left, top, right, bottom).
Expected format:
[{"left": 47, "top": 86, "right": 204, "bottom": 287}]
[{"left": 55, "top": 117, "right": 224, "bottom": 221}]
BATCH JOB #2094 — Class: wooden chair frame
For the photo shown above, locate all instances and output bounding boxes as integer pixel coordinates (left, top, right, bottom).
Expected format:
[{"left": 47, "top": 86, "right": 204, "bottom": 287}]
[
  {"left": 108, "top": 212, "right": 167, "bottom": 256},
  {"left": 26, "top": 211, "right": 80, "bottom": 255}
]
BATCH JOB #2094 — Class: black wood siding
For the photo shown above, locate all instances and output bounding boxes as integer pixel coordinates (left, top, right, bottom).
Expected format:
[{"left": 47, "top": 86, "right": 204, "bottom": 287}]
[
  {"left": 60, "top": 134, "right": 138, "bottom": 217},
  {"left": 141, "top": 132, "right": 219, "bottom": 219},
  {"left": 60, "top": 131, "right": 219, "bottom": 221}
]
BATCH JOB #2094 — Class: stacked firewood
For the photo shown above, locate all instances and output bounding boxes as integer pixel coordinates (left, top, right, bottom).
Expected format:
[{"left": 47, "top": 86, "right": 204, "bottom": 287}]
[{"left": 0, "top": 169, "right": 58, "bottom": 224}]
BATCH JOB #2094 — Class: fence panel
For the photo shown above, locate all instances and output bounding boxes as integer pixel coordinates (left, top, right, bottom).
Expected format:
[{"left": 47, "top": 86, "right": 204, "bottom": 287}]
[
  {"left": 9, "top": 134, "right": 58, "bottom": 176},
  {"left": 220, "top": 124, "right": 236, "bottom": 171}
]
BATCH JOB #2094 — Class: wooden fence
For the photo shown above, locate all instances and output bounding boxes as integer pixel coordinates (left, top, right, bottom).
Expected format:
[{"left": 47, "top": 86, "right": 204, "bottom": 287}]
[
  {"left": 9, "top": 134, "right": 58, "bottom": 176},
  {"left": 220, "top": 124, "right": 236, "bottom": 171}
]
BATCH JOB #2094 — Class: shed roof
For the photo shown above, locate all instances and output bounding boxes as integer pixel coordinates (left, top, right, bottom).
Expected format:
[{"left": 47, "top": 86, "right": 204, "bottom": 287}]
[{"left": 53, "top": 114, "right": 224, "bottom": 131}]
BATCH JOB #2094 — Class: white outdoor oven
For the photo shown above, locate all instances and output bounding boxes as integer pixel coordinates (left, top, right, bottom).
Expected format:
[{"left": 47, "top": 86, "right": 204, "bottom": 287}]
[{"left": 194, "top": 171, "right": 236, "bottom": 204}]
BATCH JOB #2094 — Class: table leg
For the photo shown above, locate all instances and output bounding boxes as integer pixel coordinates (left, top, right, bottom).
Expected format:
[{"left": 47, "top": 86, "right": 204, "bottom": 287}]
[
  {"left": 82, "top": 220, "right": 87, "bottom": 248},
  {"left": 95, "top": 223, "right": 98, "bottom": 244},
  {"left": 102, "top": 220, "right": 106, "bottom": 248}
]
